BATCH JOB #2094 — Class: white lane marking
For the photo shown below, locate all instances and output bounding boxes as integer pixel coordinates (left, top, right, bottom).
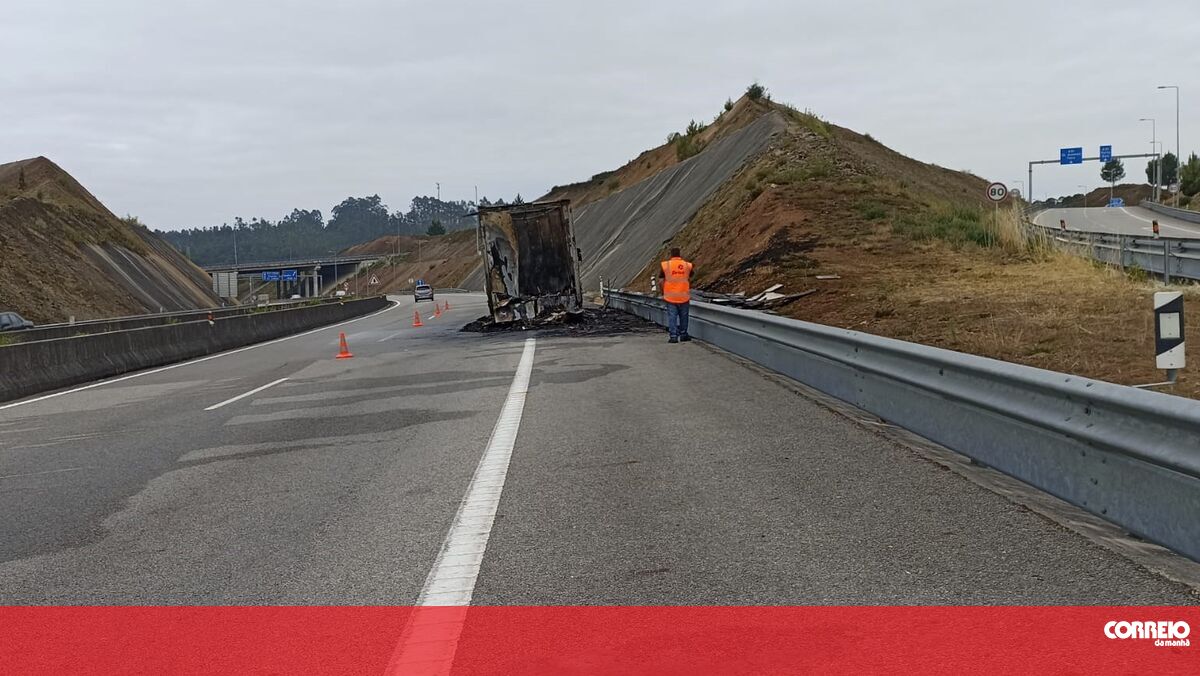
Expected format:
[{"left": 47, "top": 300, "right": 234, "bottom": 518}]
[
  {"left": 204, "top": 377, "right": 289, "bottom": 411},
  {"left": 0, "top": 467, "right": 85, "bottom": 481},
  {"left": 385, "top": 337, "right": 536, "bottom": 676},
  {"left": 0, "top": 301, "right": 398, "bottom": 412},
  {"left": 1118, "top": 207, "right": 1199, "bottom": 235}
]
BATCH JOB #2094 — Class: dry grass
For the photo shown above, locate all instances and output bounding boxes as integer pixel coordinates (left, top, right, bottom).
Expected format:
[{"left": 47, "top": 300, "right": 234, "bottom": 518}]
[{"left": 628, "top": 119, "right": 1200, "bottom": 399}]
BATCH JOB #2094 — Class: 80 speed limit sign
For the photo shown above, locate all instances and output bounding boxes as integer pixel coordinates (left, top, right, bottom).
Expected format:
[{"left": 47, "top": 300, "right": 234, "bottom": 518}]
[{"left": 986, "top": 182, "right": 1008, "bottom": 202}]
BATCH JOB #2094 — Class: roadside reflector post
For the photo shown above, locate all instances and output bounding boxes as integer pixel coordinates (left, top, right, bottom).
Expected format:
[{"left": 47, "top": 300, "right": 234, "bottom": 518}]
[{"left": 1137, "top": 291, "right": 1185, "bottom": 388}]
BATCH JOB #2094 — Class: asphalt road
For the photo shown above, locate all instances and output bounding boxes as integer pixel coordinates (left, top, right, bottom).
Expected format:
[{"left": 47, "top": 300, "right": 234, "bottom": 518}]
[
  {"left": 0, "top": 294, "right": 1195, "bottom": 604},
  {"left": 1035, "top": 206, "right": 1200, "bottom": 238}
]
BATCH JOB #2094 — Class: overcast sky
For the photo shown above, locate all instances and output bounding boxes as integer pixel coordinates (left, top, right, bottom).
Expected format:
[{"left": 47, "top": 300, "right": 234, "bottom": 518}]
[{"left": 2, "top": 0, "right": 1195, "bottom": 230}]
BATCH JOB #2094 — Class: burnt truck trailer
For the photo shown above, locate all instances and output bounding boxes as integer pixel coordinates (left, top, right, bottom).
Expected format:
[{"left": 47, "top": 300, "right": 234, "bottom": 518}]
[{"left": 477, "top": 200, "right": 584, "bottom": 323}]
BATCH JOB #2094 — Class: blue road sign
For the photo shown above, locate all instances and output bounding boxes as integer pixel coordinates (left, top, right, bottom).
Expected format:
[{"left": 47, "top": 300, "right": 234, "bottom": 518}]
[
  {"left": 1108, "top": 197, "right": 1125, "bottom": 207},
  {"left": 1060, "top": 147, "right": 1084, "bottom": 165},
  {"left": 1099, "top": 145, "right": 1113, "bottom": 162},
  {"left": 282, "top": 269, "right": 298, "bottom": 282},
  {"left": 262, "top": 271, "right": 281, "bottom": 282}
]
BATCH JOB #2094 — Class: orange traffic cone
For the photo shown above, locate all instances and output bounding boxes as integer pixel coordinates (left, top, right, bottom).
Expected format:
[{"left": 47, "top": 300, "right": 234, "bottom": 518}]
[
  {"left": 445, "top": 300, "right": 451, "bottom": 310},
  {"left": 434, "top": 304, "right": 442, "bottom": 319},
  {"left": 335, "top": 332, "right": 354, "bottom": 359},
  {"left": 413, "top": 310, "right": 424, "bottom": 327}
]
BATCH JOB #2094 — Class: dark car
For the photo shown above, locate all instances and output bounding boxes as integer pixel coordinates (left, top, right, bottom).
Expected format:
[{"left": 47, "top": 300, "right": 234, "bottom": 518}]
[{"left": 0, "top": 312, "right": 34, "bottom": 332}]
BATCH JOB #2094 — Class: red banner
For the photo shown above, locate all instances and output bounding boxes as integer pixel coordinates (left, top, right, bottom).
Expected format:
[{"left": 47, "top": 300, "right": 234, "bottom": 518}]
[{"left": 3, "top": 606, "right": 1197, "bottom": 674}]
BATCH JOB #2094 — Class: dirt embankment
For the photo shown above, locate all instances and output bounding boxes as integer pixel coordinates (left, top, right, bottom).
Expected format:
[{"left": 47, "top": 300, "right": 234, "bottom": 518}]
[
  {"left": 543, "top": 96, "right": 773, "bottom": 211},
  {"left": 1045, "top": 183, "right": 1159, "bottom": 209},
  {"left": 0, "top": 157, "right": 219, "bottom": 323},
  {"left": 340, "top": 229, "right": 481, "bottom": 293},
  {"left": 627, "top": 102, "right": 1199, "bottom": 397}
]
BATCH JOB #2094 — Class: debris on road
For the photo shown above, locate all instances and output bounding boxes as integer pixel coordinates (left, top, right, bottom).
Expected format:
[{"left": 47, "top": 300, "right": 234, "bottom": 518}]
[
  {"left": 461, "top": 307, "right": 656, "bottom": 337},
  {"left": 693, "top": 284, "right": 816, "bottom": 310}
]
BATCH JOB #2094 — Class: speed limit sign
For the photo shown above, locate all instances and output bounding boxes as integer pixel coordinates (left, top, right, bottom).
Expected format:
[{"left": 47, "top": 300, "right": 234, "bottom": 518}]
[{"left": 986, "top": 182, "right": 1008, "bottom": 202}]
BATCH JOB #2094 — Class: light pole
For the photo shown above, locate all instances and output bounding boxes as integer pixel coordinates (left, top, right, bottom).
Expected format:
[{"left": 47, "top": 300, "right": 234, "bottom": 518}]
[
  {"left": 1156, "top": 141, "right": 1164, "bottom": 198},
  {"left": 1158, "top": 85, "right": 1180, "bottom": 204},
  {"left": 1078, "top": 185, "right": 1090, "bottom": 209},
  {"left": 1140, "top": 118, "right": 1158, "bottom": 202}
]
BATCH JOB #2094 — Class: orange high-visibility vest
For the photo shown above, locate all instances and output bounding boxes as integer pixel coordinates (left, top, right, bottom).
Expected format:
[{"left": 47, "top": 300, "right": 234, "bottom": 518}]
[{"left": 661, "top": 256, "right": 693, "bottom": 304}]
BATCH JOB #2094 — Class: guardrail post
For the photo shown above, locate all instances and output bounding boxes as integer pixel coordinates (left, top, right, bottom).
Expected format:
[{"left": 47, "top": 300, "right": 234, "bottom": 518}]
[
  {"left": 1164, "top": 240, "right": 1172, "bottom": 284},
  {"left": 1118, "top": 235, "right": 1126, "bottom": 271}
]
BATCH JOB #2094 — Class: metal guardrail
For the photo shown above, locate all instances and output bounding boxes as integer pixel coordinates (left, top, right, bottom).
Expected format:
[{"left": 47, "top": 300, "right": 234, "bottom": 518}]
[
  {"left": 1025, "top": 220, "right": 1200, "bottom": 283},
  {"left": 1141, "top": 200, "right": 1200, "bottom": 225},
  {"left": 605, "top": 289, "right": 1200, "bottom": 562}
]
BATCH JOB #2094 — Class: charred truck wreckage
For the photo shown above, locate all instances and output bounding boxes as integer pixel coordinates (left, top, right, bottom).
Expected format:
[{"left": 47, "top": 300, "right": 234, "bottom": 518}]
[{"left": 477, "top": 200, "right": 584, "bottom": 324}]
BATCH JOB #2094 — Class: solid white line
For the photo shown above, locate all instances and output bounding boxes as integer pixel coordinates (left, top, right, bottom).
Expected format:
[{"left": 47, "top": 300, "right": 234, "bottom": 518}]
[
  {"left": 0, "top": 301, "right": 398, "bottom": 412},
  {"left": 204, "top": 377, "right": 289, "bottom": 411},
  {"left": 385, "top": 337, "right": 536, "bottom": 676},
  {"left": 420, "top": 336, "right": 534, "bottom": 603}
]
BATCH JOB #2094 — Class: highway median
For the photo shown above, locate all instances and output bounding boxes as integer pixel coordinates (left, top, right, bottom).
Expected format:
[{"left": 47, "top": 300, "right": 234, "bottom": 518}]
[{"left": 0, "top": 296, "right": 389, "bottom": 404}]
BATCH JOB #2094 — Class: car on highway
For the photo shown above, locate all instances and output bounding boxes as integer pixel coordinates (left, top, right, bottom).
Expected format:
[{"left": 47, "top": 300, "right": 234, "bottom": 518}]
[
  {"left": 414, "top": 282, "right": 435, "bottom": 303},
  {"left": 0, "top": 311, "right": 34, "bottom": 332}
]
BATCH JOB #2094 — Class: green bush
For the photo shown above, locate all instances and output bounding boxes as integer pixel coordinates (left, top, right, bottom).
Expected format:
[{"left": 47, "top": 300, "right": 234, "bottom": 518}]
[
  {"left": 768, "top": 158, "right": 834, "bottom": 184},
  {"left": 746, "top": 82, "right": 767, "bottom": 101},
  {"left": 724, "top": 98, "right": 734, "bottom": 112},
  {"left": 856, "top": 201, "right": 887, "bottom": 220},
  {"left": 893, "top": 204, "right": 990, "bottom": 247}
]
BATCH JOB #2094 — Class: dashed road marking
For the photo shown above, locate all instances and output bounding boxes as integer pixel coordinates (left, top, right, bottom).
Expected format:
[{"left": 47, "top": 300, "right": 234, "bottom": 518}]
[{"left": 204, "top": 377, "right": 290, "bottom": 411}]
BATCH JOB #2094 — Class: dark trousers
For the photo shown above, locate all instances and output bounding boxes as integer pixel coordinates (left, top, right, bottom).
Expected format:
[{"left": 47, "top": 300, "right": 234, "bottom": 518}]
[{"left": 666, "top": 302, "right": 689, "bottom": 338}]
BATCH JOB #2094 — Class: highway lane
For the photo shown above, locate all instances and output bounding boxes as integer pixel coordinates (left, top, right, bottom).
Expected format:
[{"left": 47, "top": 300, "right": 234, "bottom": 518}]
[
  {"left": 0, "top": 293, "right": 512, "bottom": 603},
  {"left": 0, "top": 296, "right": 1196, "bottom": 604},
  {"left": 1035, "top": 206, "right": 1200, "bottom": 238}
]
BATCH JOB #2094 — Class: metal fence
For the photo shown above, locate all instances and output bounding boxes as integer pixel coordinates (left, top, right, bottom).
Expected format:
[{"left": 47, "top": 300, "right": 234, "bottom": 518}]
[
  {"left": 606, "top": 289, "right": 1200, "bottom": 562},
  {"left": 1025, "top": 220, "right": 1200, "bottom": 283}
]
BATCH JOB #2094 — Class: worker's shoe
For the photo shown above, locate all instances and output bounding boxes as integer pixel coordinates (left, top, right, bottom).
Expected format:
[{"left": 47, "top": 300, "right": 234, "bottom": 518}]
[
  {"left": 668, "top": 336, "right": 679, "bottom": 344},
  {"left": 680, "top": 335, "right": 692, "bottom": 342}
]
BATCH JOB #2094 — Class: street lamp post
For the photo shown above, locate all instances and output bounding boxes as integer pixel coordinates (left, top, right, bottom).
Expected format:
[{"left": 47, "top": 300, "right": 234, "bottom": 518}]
[
  {"left": 1140, "top": 118, "right": 1158, "bottom": 202},
  {"left": 1158, "top": 85, "right": 1180, "bottom": 204},
  {"left": 1156, "top": 141, "right": 1165, "bottom": 196},
  {"left": 1078, "top": 185, "right": 1090, "bottom": 209}
]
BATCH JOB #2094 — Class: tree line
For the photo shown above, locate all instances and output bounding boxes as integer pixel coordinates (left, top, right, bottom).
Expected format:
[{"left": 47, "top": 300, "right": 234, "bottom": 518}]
[
  {"left": 158, "top": 194, "right": 514, "bottom": 266},
  {"left": 1098, "top": 151, "right": 1200, "bottom": 206}
]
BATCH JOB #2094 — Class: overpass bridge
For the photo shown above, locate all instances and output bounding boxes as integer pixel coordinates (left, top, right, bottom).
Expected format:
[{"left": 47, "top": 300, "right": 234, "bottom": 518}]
[{"left": 203, "top": 254, "right": 383, "bottom": 298}]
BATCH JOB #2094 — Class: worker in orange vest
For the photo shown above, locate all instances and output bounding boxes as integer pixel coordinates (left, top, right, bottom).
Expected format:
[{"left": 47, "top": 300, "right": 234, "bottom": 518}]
[{"left": 659, "top": 247, "right": 694, "bottom": 343}]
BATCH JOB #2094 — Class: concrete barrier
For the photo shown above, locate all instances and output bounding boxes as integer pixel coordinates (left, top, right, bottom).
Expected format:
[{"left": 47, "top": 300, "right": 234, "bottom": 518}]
[
  {"left": 8, "top": 298, "right": 338, "bottom": 345},
  {"left": 1141, "top": 200, "right": 1200, "bottom": 224},
  {"left": 0, "top": 296, "right": 388, "bottom": 403}
]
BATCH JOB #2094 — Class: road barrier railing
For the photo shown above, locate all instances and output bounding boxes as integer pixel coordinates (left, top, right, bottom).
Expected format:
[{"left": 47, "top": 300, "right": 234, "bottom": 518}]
[
  {"left": 1025, "top": 220, "right": 1200, "bottom": 283},
  {"left": 6, "top": 297, "right": 344, "bottom": 345},
  {"left": 1141, "top": 200, "right": 1200, "bottom": 225},
  {"left": 0, "top": 296, "right": 389, "bottom": 404},
  {"left": 605, "top": 289, "right": 1200, "bottom": 562}
]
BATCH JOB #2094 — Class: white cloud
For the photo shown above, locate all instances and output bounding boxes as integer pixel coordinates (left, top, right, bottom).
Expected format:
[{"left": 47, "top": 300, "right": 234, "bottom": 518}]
[{"left": 1, "top": 0, "right": 1195, "bottom": 228}]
